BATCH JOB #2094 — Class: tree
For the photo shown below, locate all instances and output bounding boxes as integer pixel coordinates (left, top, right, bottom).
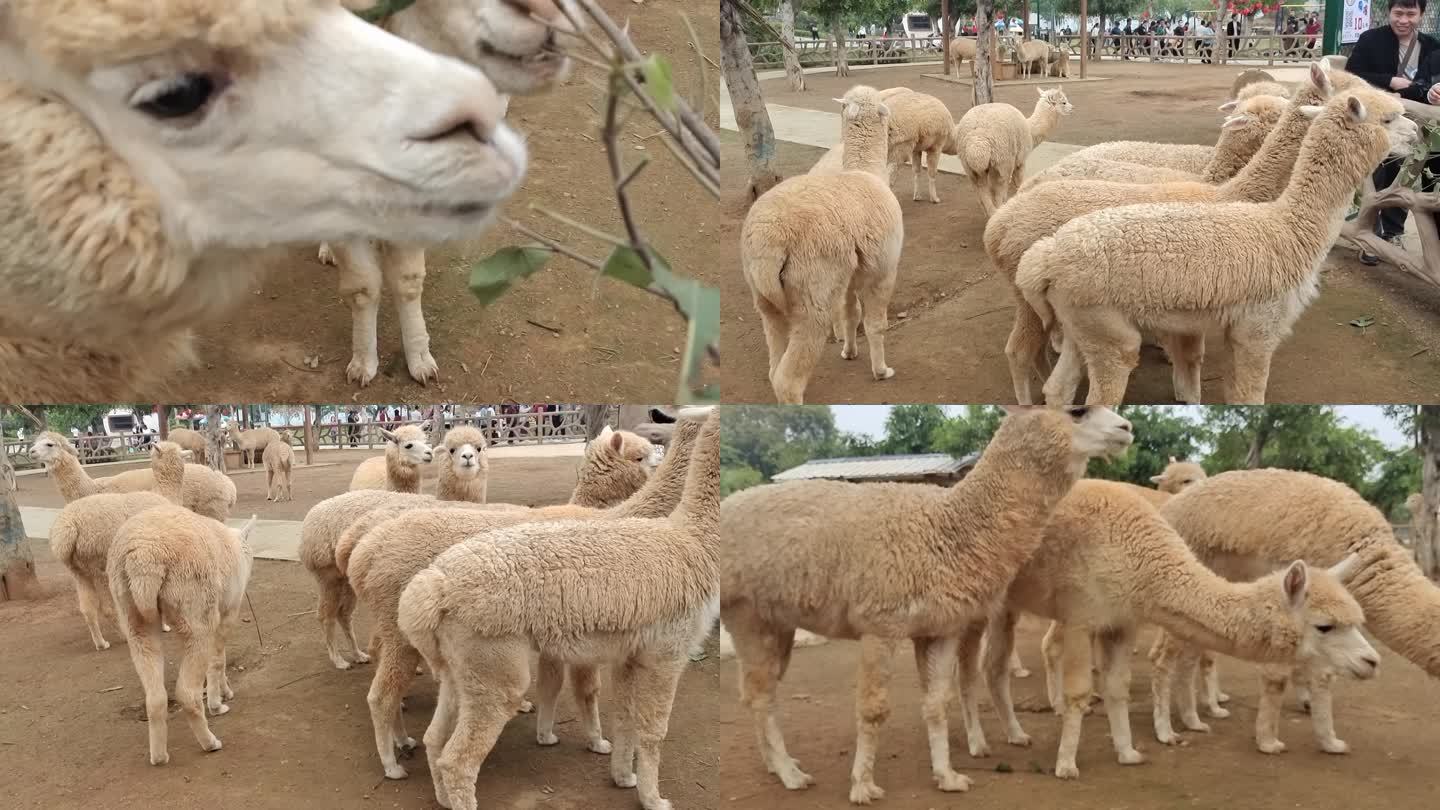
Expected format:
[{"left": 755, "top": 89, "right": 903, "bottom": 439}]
[
  {"left": 881, "top": 405, "right": 948, "bottom": 454},
  {"left": 1416, "top": 407, "right": 1440, "bottom": 580},
  {"left": 0, "top": 482, "right": 38, "bottom": 601},
  {"left": 722, "top": 0, "right": 784, "bottom": 199},
  {"left": 720, "top": 405, "right": 838, "bottom": 480},
  {"left": 1365, "top": 449, "right": 1421, "bottom": 521},
  {"left": 1204, "top": 406, "right": 1384, "bottom": 493},
  {"left": 204, "top": 405, "right": 227, "bottom": 474},
  {"left": 1087, "top": 406, "right": 1210, "bottom": 487},
  {"left": 974, "top": 0, "right": 995, "bottom": 104},
  {"left": 779, "top": 0, "right": 807, "bottom": 90},
  {"left": 930, "top": 405, "right": 1006, "bottom": 456}
]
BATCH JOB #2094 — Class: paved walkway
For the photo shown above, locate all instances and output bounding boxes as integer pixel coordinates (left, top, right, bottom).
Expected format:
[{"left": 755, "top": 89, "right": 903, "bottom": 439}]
[{"left": 21, "top": 507, "right": 304, "bottom": 562}]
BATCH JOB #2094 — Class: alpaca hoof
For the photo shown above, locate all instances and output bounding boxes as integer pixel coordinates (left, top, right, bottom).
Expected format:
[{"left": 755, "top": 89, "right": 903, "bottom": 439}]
[
  {"left": 1054, "top": 763, "right": 1080, "bottom": 780},
  {"left": 1117, "top": 748, "right": 1144, "bottom": 765},
  {"left": 318, "top": 244, "right": 337, "bottom": 265},
  {"left": 397, "top": 736, "right": 417, "bottom": 751},
  {"left": 840, "top": 345, "right": 857, "bottom": 360},
  {"left": 848, "top": 780, "right": 885, "bottom": 804},
  {"left": 1007, "top": 731, "right": 1032, "bottom": 748},
  {"left": 209, "top": 703, "right": 230, "bottom": 716},
  {"left": 646, "top": 801, "right": 674, "bottom": 810},
  {"left": 1182, "top": 719, "right": 1211, "bottom": 733},
  {"left": 929, "top": 194, "right": 941, "bottom": 204},
  {"left": 331, "top": 658, "right": 352, "bottom": 671},
  {"left": 1320, "top": 738, "right": 1351, "bottom": 755},
  {"left": 874, "top": 367, "right": 895, "bottom": 381},
  {"left": 589, "top": 738, "right": 613, "bottom": 754},
  {"left": 614, "top": 772, "right": 638, "bottom": 789},
  {"left": 912, "top": 191, "right": 923, "bottom": 201},
  {"left": 517, "top": 699, "right": 534, "bottom": 714},
  {"left": 162, "top": 624, "right": 172, "bottom": 633},
  {"left": 1299, "top": 699, "right": 1312, "bottom": 714},
  {"left": 347, "top": 354, "right": 379, "bottom": 387},
  {"left": 1012, "top": 667, "right": 1031, "bottom": 679},
  {"left": 537, "top": 731, "right": 559, "bottom": 746},
  {"left": 1156, "top": 730, "right": 1181, "bottom": 746},
  {"left": 385, "top": 763, "right": 409, "bottom": 780},
  {"left": 968, "top": 741, "right": 991, "bottom": 758},
  {"left": 1207, "top": 706, "right": 1231, "bottom": 719},
  {"left": 1257, "top": 739, "right": 1287, "bottom": 754},
  {"left": 407, "top": 351, "right": 440, "bottom": 386},
  {"left": 223, "top": 685, "right": 234, "bottom": 701},
  {"left": 95, "top": 639, "right": 111, "bottom": 651},
  {"left": 774, "top": 760, "right": 814, "bottom": 790},
  {"left": 202, "top": 736, "right": 223, "bottom": 752},
  {"left": 150, "top": 751, "right": 170, "bottom": 766},
  {"left": 352, "top": 650, "right": 371, "bottom": 664},
  {"left": 936, "top": 771, "right": 971, "bottom": 792},
  {"left": 1217, "top": 692, "right": 1231, "bottom": 703}
]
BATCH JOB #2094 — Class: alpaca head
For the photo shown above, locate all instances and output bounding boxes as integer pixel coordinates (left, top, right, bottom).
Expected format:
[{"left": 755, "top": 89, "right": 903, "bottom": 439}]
[
  {"left": 372, "top": 0, "right": 583, "bottom": 95},
  {"left": 590, "top": 425, "right": 656, "bottom": 469},
  {"left": 148, "top": 439, "right": 189, "bottom": 476},
  {"left": 0, "top": 0, "right": 526, "bottom": 251},
  {"left": 998, "top": 405, "right": 1134, "bottom": 468},
  {"left": 28, "top": 430, "right": 77, "bottom": 465},
  {"left": 1037, "top": 87, "right": 1073, "bottom": 116},
  {"left": 1299, "top": 91, "right": 1419, "bottom": 163},
  {"left": 381, "top": 424, "right": 434, "bottom": 467},
  {"left": 1150, "top": 457, "right": 1207, "bottom": 495},
  {"left": 1274, "top": 556, "right": 1379, "bottom": 680},
  {"left": 438, "top": 425, "right": 488, "bottom": 480},
  {"left": 1214, "top": 93, "right": 1286, "bottom": 161},
  {"left": 833, "top": 84, "right": 890, "bottom": 135}
]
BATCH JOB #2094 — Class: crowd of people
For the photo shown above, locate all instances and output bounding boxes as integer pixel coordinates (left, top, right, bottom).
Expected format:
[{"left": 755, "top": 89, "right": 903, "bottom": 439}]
[{"left": 1096, "top": 12, "right": 1322, "bottom": 63}]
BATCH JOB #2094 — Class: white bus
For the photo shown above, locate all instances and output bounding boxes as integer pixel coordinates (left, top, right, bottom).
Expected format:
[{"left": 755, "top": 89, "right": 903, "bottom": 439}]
[{"left": 901, "top": 10, "right": 937, "bottom": 43}]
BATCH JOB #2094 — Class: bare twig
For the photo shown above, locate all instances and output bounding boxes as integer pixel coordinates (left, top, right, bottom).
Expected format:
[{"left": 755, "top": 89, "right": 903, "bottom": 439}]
[
  {"left": 503, "top": 217, "right": 603, "bottom": 270},
  {"left": 526, "top": 319, "right": 563, "bottom": 335},
  {"left": 530, "top": 205, "right": 626, "bottom": 247},
  {"left": 245, "top": 591, "right": 264, "bottom": 650}
]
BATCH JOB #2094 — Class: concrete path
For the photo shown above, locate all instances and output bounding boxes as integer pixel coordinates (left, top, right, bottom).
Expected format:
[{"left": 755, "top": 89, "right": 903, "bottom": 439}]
[{"left": 22, "top": 507, "right": 304, "bottom": 563}]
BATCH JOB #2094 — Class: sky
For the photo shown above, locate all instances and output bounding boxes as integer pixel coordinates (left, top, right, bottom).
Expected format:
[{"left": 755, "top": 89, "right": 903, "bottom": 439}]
[{"left": 830, "top": 405, "right": 1411, "bottom": 449}]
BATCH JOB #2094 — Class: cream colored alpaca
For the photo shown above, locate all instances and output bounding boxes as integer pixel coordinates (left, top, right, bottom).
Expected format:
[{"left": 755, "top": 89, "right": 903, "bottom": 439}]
[
  {"left": 225, "top": 423, "right": 282, "bottom": 469},
  {"left": 946, "top": 37, "right": 980, "bottom": 75},
  {"left": 0, "top": 0, "right": 526, "bottom": 400},
  {"left": 395, "top": 409, "right": 719, "bottom": 810},
  {"left": 108, "top": 506, "right": 256, "bottom": 765},
  {"left": 974, "top": 480, "right": 1376, "bottom": 779},
  {"left": 29, "top": 431, "right": 235, "bottom": 520},
  {"left": 49, "top": 441, "right": 188, "bottom": 651},
  {"left": 301, "top": 424, "right": 652, "bottom": 670},
  {"left": 1015, "top": 39, "right": 1051, "bottom": 79},
  {"left": 348, "top": 424, "right": 434, "bottom": 493},
  {"left": 342, "top": 416, "right": 703, "bottom": 781},
  {"left": 322, "top": 0, "right": 581, "bottom": 386},
  {"left": 434, "top": 425, "right": 489, "bottom": 502},
  {"left": 263, "top": 438, "right": 295, "bottom": 502},
  {"left": 1019, "top": 90, "right": 1418, "bottom": 406},
  {"left": 954, "top": 88, "right": 1072, "bottom": 216},
  {"left": 742, "top": 85, "right": 903, "bottom": 404},
  {"left": 1158, "top": 469, "right": 1440, "bottom": 753},
  {"left": 165, "top": 428, "right": 209, "bottom": 465},
  {"left": 878, "top": 89, "right": 962, "bottom": 204},
  {"left": 722, "top": 406, "right": 1134, "bottom": 802}
]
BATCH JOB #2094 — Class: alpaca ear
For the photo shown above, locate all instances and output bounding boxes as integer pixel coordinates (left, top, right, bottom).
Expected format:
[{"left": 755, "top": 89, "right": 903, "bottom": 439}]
[
  {"left": 1346, "top": 95, "right": 1367, "bottom": 122},
  {"left": 379, "top": 428, "right": 398, "bottom": 443},
  {"left": 1298, "top": 104, "right": 1323, "bottom": 119},
  {"left": 597, "top": 424, "right": 614, "bottom": 443},
  {"left": 999, "top": 404, "right": 1034, "bottom": 415},
  {"left": 609, "top": 431, "right": 625, "bottom": 453},
  {"left": 1282, "top": 560, "right": 1309, "bottom": 609},
  {"left": 1168, "top": 455, "right": 1178, "bottom": 463},
  {"left": 238, "top": 515, "right": 258, "bottom": 542},
  {"left": 1328, "top": 552, "right": 1362, "bottom": 582},
  {"left": 877, "top": 101, "right": 891, "bottom": 117},
  {"left": 180, "top": 449, "right": 194, "bottom": 461},
  {"left": 1221, "top": 114, "right": 1253, "bottom": 129},
  {"left": 1149, "top": 474, "right": 1164, "bottom": 484},
  {"left": 1218, "top": 100, "right": 1240, "bottom": 113}
]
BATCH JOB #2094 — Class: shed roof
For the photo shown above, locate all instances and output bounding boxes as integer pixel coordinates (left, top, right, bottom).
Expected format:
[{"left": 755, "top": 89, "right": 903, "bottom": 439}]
[{"left": 772, "top": 453, "right": 979, "bottom": 482}]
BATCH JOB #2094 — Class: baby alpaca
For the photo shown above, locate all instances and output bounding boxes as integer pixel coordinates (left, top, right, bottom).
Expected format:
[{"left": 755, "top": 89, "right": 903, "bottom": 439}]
[
  {"left": 348, "top": 424, "right": 434, "bottom": 493},
  {"left": 955, "top": 88, "right": 1073, "bottom": 215},
  {"left": 108, "top": 506, "right": 256, "bottom": 765},
  {"left": 263, "top": 438, "right": 295, "bottom": 502},
  {"left": 742, "top": 85, "right": 903, "bottom": 404},
  {"left": 225, "top": 423, "right": 281, "bottom": 469}
]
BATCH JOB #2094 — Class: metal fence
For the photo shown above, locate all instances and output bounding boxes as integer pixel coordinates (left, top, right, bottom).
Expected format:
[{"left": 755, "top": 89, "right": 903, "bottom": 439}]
[{"left": 3, "top": 409, "right": 592, "bottom": 472}]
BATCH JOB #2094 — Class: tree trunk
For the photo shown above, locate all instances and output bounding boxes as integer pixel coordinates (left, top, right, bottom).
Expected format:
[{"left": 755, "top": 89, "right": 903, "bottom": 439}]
[
  {"left": 779, "top": 0, "right": 805, "bottom": 91},
  {"left": 719, "top": 0, "right": 782, "bottom": 201},
  {"left": 0, "top": 482, "right": 39, "bottom": 601},
  {"left": 157, "top": 405, "right": 170, "bottom": 440},
  {"left": 1244, "top": 420, "right": 1270, "bottom": 469},
  {"left": 974, "top": 1, "right": 995, "bottom": 106},
  {"left": 830, "top": 14, "right": 850, "bottom": 77},
  {"left": 942, "top": 0, "right": 952, "bottom": 75},
  {"left": 204, "top": 406, "right": 227, "bottom": 474},
  {"left": 303, "top": 405, "right": 316, "bottom": 467},
  {"left": 583, "top": 405, "right": 613, "bottom": 441},
  {"left": 1418, "top": 406, "right": 1440, "bottom": 580}
]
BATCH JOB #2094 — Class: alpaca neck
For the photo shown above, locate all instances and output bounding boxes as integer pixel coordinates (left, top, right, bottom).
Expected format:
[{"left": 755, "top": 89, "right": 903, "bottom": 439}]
[
  {"left": 437, "top": 465, "right": 486, "bottom": 502},
  {"left": 673, "top": 415, "right": 719, "bottom": 547},
  {"left": 614, "top": 418, "right": 700, "bottom": 520},
  {"left": 1201, "top": 132, "right": 1258, "bottom": 184},
  {"left": 571, "top": 449, "right": 646, "bottom": 508},
  {"left": 841, "top": 119, "right": 890, "bottom": 177},
  {"left": 152, "top": 461, "right": 185, "bottom": 504},
  {"left": 1347, "top": 541, "right": 1440, "bottom": 677},
  {"left": 49, "top": 454, "right": 98, "bottom": 502},
  {"left": 385, "top": 448, "right": 421, "bottom": 494},
  {"left": 1138, "top": 558, "right": 1298, "bottom": 663},
  {"left": 1218, "top": 108, "right": 1311, "bottom": 202},
  {"left": 1277, "top": 118, "right": 1388, "bottom": 226},
  {"left": 1027, "top": 104, "right": 1058, "bottom": 146}
]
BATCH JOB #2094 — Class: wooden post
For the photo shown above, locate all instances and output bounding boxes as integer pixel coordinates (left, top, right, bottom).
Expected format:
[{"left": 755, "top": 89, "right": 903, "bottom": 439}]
[
  {"left": 204, "top": 405, "right": 226, "bottom": 474},
  {"left": 303, "top": 405, "right": 315, "bottom": 467},
  {"left": 942, "top": 0, "right": 952, "bottom": 75},
  {"left": 156, "top": 405, "right": 169, "bottom": 440},
  {"left": 1080, "top": 0, "right": 1089, "bottom": 79},
  {"left": 1021, "top": 0, "right": 1030, "bottom": 40}
]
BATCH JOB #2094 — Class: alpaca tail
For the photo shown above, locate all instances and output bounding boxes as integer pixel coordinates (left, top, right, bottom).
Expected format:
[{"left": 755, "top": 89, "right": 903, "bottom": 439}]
[
  {"left": 1015, "top": 237, "right": 1057, "bottom": 329},
  {"left": 49, "top": 518, "right": 80, "bottom": 574},
  {"left": 396, "top": 566, "right": 450, "bottom": 672},
  {"left": 1344, "top": 540, "right": 1440, "bottom": 679},
  {"left": 959, "top": 135, "right": 992, "bottom": 179},
  {"left": 116, "top": 552, "right": 164, "bottom": 626},
  {"left": 743, "top": 249, "right": 789, "bottom": 316}
]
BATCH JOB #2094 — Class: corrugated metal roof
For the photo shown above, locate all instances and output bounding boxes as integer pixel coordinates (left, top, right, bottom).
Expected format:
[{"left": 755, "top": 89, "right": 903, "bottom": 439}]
[{"left": 772, "top": 453, "right": 979, "bottom": 482}]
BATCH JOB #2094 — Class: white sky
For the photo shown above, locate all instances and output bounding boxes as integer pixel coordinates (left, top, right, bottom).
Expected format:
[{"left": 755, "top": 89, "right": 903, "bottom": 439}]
[{"left": 831, "top": 405, "right": 1410, "bottom": 449}]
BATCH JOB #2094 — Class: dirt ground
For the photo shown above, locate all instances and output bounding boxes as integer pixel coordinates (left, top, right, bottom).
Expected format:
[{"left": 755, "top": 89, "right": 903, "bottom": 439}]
[
  {"left": 13, "top": 449, "right": 588, "bottom": 521},
  {"left": 173, "top": 0, "right": 720, "bottom": 404},
  {"left": 719, "top": 615, "right": 1440, "bottom": 809},
  {"left": 0, "top": 452, "right": 718, "bottom": 810},
  {"left": 721, "top": 61, "right": 1440, "bottom": 403}
]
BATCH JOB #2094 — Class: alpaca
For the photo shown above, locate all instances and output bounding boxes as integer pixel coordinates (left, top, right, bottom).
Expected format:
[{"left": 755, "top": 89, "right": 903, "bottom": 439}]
[
  {"left": 322, "top": 0, "right": 581, "bottom": 386},
  {"left": 974, "top": 480, "right": 1376, "bottom": 779},
  {"left": 742, "top": 85, "right": 903, "bottom": 404},
  {"left": 165, "top": 428, "right": 209, "bottom": 465},
  {"left": 48, "top": 441, "right": 188, "bottom": 650},
  {"left": 875, "top": 89, "right": 962, "bottom": 204},
  {"left": 394, "top": 408, "right": 719, "bottom": 810},
  {"left": 1158, "top": 469, "right": 1440, "bottom": 753},
  {"left": 108, "top": 506, "right": 256, "bottom": 765},
  {"left": 342, "top": 415, "right": 705, "bottom": 781},
  {"left": 722, "top": 406, "right": 1134, "bottom": 802},
  {"left": 225, "top": 423, "right": 282, "bottom": 469},
  {"left": 434, "top": 425, "right": 489, "bottom": 502},
  {"left": 954, "top": 88, "right": 1073, "bottom": 216},
  {"left": 1018, "top": 89, "right": 1418, "bottom": 405},
  {"left": 0, "top": 0, "right": 527, "bottom": 400},
  {"left": 263, "top": 438, "right": 295, "bottom": 502},
  {"left": 947, "top": 37, "right": 981, "bottom": 75},
  {"left": 29, "top": 431, "right": 235, "bottom": 521},
  {"left": 570, "top": 426, "right": 655, "bottom": 507},
  {"left": 347, "top": 424, "right": 434, "bottom": 493},
  {"left": 1015, "top": 39, "right": 1051, "bottom": 79}
]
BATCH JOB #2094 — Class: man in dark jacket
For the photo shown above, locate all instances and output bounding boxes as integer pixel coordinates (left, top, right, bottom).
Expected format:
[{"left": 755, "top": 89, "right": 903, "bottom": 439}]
[{"left": 1346, "top": 0, "right": 1439, "bottom": 263}]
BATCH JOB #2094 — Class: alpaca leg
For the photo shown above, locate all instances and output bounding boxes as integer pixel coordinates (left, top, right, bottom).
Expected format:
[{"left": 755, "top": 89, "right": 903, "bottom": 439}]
[
  {"left": 125, "top": 618, "right": 170, "bottom": 765},
  {"left": 1040, "top": 620, "right": 1064, "bottom": 712},
  {"left": 1069, "top": 313, "right": 1140, "bottom": 406},
  {"left": 74, "top": 577, "right": 111, "bottom": 651},
  {"left": 850, "top": 634, "right": 897, "bottom": 804},
  {"left": 1009, "top": 165, "right": 1026, "bottom": 202},
  {"left": 835, "top": 289, "right": 861, "bottom": 361},
  {"left": 1149, "top": 635, "right": 1181, "bottom": 745},
  {"left": 1054, "top": 624, "right": 1094, "bottom": 779},
  {"left": 1305, "top": 669, "right": 1350, "bottom": 754},
  {"left": 338, "top": 585, "right": 369, "bottom": 664},
  {"left": 1005, "top": 298, "right": 1049, "bottom": 405},
  {"left": 435, "top": 641, "right": 529, "bottom": 810},
  {"left": 1293, "top": 663, "right": 1312, "bottom": 712},
  {"left": 177, "top": 634, "right": 222, "bottom": 753},
  {"left": 1176, "top": 648, "right": 1213, "bottom": 732},
  {"left": 318, "top": 242, "right": 337, "bottom": 265},
  {"left": 755, "top": 296, "right": 790, "bottom": 380},
  {"left": 1098, "top": 627, "right": 1143, "bottom": 765},
  {"left": 911, "top": 636, "right": 969, "bottom": 792},
  {"left": 1201, "top": 653, "right": 1230, "bottom": 717},
  {"left": 383, "top": 245, "right": 439, "bottom": 385},
  {"left": 771, "top": 315, "right": 829, "bottom": 405},
  {"left": 1225, "top": 326, "right": 1279, "bottom": 404},
  {"left": 925, "top": 148, "right": 942, "bottom": 203},
  {"left": 1009, "top": 646, "right": 1030, "bottom": 678},
  {"left": 1165, "top": 333, "right": 1206, "bottom": 404},
  {"left": 1255, "top": 665, "right": 1290, "bottom": 754},
  {"left": 204, "top": 632, "right": 230, "bottom": 716},
  {"left": 618, "top": 657, "right": 688, "bottom": 810},
  {"left": 335, "top": 240, "right": 383, "bottom": 386},
  {"left": 534, "top": 654, "right": 566, "bottom": 746},
  {"left": 955, "top": 621, "right": 992, "bottom": 756},
  {"left": 1042, "top": 335, "right": 1086, "bottom": 406},
  {"left": 317, "top": 578, "right": 353, "bottom": 670},
  {"left": 729, "top": 611, "right": 811, "bottom": 790},
  {"left": 857, "top": 238, "right": 901, "bottom": 383},
  {"left": 423, "top": 671, "right": 459, "bottom": 807},
  {"left": 911, "top": 147, "right": 925, "bottom": 201},
  {"left": 982, "top": 613, "right": 1032, "bottom": 747},
  {"left": 567, "top": 664, "right": 610, "bottom": 753},
  {"left": 368, "top": 639, "right": 421, "bottom": 779}
]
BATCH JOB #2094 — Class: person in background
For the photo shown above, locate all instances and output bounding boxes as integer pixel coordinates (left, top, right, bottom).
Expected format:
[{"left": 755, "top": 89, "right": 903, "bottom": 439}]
[
  {"left": 1346, "top": 0, "right": 1440, "bottom": 264},
  {"left": 1305, "top": 14, "right": 1321, "bottom": 57}
]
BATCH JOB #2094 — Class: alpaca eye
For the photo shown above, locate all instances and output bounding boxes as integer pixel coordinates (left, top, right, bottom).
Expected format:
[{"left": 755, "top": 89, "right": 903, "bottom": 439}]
[
  {"left": 1315, "top": 624, "right": 1334, "bottom": 633},
  {"left": 1067, "top": 407, "right": 1089, "bottom": 419},
  {"left": 404, "top": 443, "right": 413, "bottom": 449},
  {"left": 133, "top": 73, "right": 217, "bottom": 119}
]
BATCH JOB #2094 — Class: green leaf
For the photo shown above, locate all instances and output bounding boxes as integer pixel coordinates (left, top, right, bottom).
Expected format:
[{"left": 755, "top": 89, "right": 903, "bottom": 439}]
[
  {"left": 641, "top": 54, "right": 676, "bottom": 112},
  {"left": 601, "top": 246, "right": 655, "bottom": 289},
  {"left": 1349, "top": 316, "right": 1376, "bottom": 328},
  {"left": 468, "top": 246, "right": 553, "bottom": 307},
  {"left": 352, "top": 0, "right": 419, "bottom": 24}
]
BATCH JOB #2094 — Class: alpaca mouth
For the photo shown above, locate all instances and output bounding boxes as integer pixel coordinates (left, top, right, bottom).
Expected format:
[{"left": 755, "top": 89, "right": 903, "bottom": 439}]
[
  {"left": 478, "top": 38, "right": 563, "bottom": 68},
  {"left": 420, "top": 200, "right": 494, "bottom": 219}
]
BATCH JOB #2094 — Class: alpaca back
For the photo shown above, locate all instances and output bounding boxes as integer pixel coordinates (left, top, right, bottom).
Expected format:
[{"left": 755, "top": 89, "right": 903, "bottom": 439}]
[{"left": 50, "top": 491, "right": 171, "bottom": 582}]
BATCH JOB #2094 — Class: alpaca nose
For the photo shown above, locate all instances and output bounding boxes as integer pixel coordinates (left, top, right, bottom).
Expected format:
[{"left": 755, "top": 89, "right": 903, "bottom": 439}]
[
  {"left": 412, "top": 93, "right": 501, "bottom": 146},
  {"left": 1362, "top": 655, "right": 1379, "bottom": 669},
  {"left": 461, "top": 452, "right": 474, "bottom": 461},
  {"left": 423, "top": 451, "right": 434, "bottom": 462}
]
